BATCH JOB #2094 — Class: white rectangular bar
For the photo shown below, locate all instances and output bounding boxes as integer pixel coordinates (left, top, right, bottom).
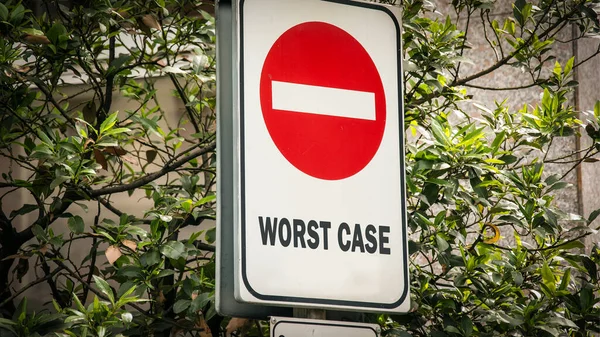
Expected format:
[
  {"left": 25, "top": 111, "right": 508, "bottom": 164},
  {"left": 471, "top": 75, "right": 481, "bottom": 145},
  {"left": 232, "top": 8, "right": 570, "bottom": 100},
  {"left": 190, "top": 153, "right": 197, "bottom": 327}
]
[{"left": 271, "top": 81, "right": 376, "bottom": 120}]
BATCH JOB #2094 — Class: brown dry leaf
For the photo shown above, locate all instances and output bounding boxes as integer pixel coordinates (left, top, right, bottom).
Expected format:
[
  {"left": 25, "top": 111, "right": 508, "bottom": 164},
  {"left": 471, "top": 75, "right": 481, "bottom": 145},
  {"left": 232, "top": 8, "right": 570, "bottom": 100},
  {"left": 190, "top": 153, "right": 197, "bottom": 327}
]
[
  {"left": 13, "top": 65, "right": 30, "bottom": 73},
  {"left": 23, "top": 34, "right": 51, "bottom": 44},
  {"left": 2, "top": 254, "right": 30, "bottom": 261},
  {"left": 104, "top": 146, "right": 127, "bottom": 156},
  {"left": 94, "top": 149, "right": 108, "bottom": 170},
  {"left": 157, "top": 291, "right": 166, "bottom": 304},
  {"left": 84, "top": 138, "right": 95, "bottom": 149},
  {"left": 141, "top": 14, "right": 162, "bottom": 31},
  {"left": 196, "top": 315, "right": 212, "bottom": 337},
  {"left": 105, "top": 245, "right": 122, "bottom": 265},
  {"left": 82, "top": 101, "right": 97, "bottom": 124},
  {"left": 146, "top": 150, "right": 157, "bottom": 163},
  {"left": 115, "top": 9, "right": 131, "bottom": 19},
  {"left": 226, "top": 318, "right": 249, "bottom": 334},
  {"left": 122, "top": 239, "right": 137, "bottom": 252},
  {"left": 39, "top": 245, "right": 48, "bottom": 255},
  {"left": 16, "top": 258, "right": 29, "bottom": 282}
]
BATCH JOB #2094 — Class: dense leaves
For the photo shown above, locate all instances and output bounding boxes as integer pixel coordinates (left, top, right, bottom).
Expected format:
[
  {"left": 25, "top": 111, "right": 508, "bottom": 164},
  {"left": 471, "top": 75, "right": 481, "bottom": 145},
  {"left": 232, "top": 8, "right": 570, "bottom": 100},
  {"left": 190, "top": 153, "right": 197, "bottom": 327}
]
[{"left": 0, "top": 0, "right": 218, "bottom": 336}]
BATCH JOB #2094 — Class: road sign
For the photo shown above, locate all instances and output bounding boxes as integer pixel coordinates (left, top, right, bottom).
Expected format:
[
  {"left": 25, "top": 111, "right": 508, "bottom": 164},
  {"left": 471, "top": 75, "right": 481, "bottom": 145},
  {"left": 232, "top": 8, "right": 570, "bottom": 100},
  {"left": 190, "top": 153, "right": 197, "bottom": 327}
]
[
  {"left": 260, "top": 21, "right": 386, "bottom": 180},
  {"left": 270, "top": 317, "right": 380, "bottom": 337},
  {"left": 233, "top": 0, "right": 409, "bottom": 312}
]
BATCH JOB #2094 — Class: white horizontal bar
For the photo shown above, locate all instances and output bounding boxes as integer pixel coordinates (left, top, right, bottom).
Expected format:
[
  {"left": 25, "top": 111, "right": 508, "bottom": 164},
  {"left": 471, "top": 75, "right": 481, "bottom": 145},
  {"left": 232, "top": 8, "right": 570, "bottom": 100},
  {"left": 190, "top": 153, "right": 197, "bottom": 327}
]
[{"left": 271, "top": 81, "right": 376, "bottom": 120}]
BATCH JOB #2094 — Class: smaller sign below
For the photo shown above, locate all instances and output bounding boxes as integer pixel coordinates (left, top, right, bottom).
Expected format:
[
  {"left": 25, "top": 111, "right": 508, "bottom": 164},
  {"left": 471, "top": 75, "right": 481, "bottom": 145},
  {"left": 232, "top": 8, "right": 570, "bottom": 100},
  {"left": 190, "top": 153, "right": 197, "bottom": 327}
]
[{"left": 270, "top": 317, "right": 380, "bottom": 337}]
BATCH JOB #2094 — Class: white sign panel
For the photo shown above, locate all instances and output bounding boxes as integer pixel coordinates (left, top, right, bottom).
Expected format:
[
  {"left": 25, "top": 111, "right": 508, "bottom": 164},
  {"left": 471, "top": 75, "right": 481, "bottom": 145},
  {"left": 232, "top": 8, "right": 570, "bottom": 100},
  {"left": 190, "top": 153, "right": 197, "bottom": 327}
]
[
  {"left": 270, "top": 317, "right": 380, "bottom": 337},
  {"left": 235, "top": 0, "right": 409, "bottom": 312}
]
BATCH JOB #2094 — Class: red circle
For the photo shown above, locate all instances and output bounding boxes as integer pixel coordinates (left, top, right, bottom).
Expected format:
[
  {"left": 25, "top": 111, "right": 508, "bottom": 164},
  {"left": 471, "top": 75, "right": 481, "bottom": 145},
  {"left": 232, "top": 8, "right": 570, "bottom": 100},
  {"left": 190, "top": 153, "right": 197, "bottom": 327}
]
[{"left": 259, "top": 22, "right": 386, "bottom": 180}]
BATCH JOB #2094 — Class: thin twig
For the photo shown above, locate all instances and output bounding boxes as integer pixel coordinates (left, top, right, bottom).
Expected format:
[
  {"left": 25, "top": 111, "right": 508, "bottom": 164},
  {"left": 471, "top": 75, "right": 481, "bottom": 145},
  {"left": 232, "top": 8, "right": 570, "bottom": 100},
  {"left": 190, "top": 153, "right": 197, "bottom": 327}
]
[
  {"left": 89, "top": 140, "right": 215, "bottom": 197},
  {"left": 0, "top": 266, "right": 64, "bottom": 308}
]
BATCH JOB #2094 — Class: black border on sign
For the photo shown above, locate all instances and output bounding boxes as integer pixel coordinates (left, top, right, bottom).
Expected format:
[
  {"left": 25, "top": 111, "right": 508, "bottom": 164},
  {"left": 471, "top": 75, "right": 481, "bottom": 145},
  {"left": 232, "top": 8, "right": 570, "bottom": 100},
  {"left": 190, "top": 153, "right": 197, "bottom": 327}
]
[
  {"left": 239, "top": 0, "right": 409, "bottom": 310},
  {"left": 271, "top": 320, "right": 378, "bottom": 337}
]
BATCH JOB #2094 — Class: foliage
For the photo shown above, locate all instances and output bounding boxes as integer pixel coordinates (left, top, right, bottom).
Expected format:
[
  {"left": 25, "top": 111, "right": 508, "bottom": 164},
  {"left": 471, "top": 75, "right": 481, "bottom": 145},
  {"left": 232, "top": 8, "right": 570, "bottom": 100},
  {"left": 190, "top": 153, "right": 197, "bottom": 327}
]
[
  {"left": 0, "top": 0, "right": 219, "bottom": 336},
  {"left": 0, "top": 0, "right": 599, "bottom": 337}
]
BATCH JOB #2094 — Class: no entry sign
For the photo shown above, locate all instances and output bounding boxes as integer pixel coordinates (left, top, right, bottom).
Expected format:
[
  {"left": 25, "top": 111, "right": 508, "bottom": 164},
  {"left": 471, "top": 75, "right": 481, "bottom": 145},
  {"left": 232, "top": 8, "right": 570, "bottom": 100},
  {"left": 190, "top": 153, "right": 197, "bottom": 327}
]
[
  {"left": 260, "top": 21, "right": 386, "bottom": 180},
  {"left": 234, "top": 0, "right": 409, "bottom": 312}
]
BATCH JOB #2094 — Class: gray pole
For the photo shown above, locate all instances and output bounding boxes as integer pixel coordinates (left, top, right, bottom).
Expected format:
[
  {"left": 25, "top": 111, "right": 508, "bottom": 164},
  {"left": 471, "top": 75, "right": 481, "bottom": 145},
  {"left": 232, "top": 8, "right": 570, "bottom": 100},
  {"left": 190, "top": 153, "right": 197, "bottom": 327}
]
[{"left": 293, "top": 308, "right": 326, "bottom": 320}]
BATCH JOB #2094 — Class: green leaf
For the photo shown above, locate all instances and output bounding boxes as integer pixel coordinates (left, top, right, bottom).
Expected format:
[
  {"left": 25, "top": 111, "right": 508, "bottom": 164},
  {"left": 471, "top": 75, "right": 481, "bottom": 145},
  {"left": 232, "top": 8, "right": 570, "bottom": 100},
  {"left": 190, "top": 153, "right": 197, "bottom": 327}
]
[
  {"left": 100, "top": 112, "right": 119, "bottom": 135},
  {"left": 127, "top": 226, "right": 148, "bottom": 238},
  {"left": 547, "top": 181, "right": 570, "bottom": 193},
  {"left": 559, "top": 268, "right": 571, "bottom": 291},
  {"left": 160, "top": 241, "right": 186, "bottom": 259},
  {"left": 190, "top": 293, "right": 210, "bottom": 312},
  {"left": 32, "top": 225, "right": 47, "bottom": 241},
  {"left": 10, "top": 204, "right": 38, "bottom": 218},
  {"left": 156, "top": 269, "right": 176, "bottom": 278},
  {"left": 0, "top": 318, "right": 17, "bottom": 327},
  {"left": 140, "top": 250, "right": 161, "bottom": 266},
  {"left": 50, "top": 176, "right": 70, "bottom": 190},
  {"left": 484, "top": 158, "right": 505, "bottom": 164},
  {"left": 588, "top": 208, "right": 600, "bottom": 223},
  {"left": 460, "top": 316, "right": 473, "bottom": 336},
  {"left": 117, "top": 266, "right": 143, "bottom": 278},
  {"left": 511, "top": 271, "right": 523, "bottom": 286},
  {"left": 93, "top": 275, "right": 114, "bottom": 304},
  {"left": 580, "top": 286, "right": 594, "bottom": 310},
  {"left": 536, "top": 325, "right": 560, "bottom": 336},
  {"left": 513, "top": 0, "right": 526, "bottom": 25},
  {"left": 497, "top": 312, "right": 524, "bottom": 326},
  {"left": 9, "top": 4, "right": 25, "bottom": 25},
  {"left": 547, "top": 316, "right": 578, "bottom": 328},
  {"left": 557, "top": 240, "right": 585, "bottom": 250},
  {"left": 205, "top": 227, "right": 216, "bottom": 244},
  {"left": 541, "top": 262, "right": 555, "bottom": 292},
  {"left": 564, "top": 57, "right": 575, "bottom": 77},
  {"left": 196, "top": 194, "right": 216, "bottom": 206},
  {"left": 102, "top": 127, "right": 131, "bottom": 136},
  {"left": 108, "top": 54, "right": 133, "bottom": 74},
  {"left": 436, "top": 234, "right": 450, "bottom": 252},
  {"left": 421, "top": 183, "right": 440, "bottom": 205},
  {"left": 68, "top": 215, "right": 85, "bottom": 234},
  {"left": 46, "top": 23, "right": 67, "bottom": 44},
  {"left": 173, "top": 299, "right": 191, "bottom": 314},
  {"left": 491, "top": 131, "right": 506, "bottom": 153},
  {"left": 0, "top": 3, "right": 9, "bottom": 21},
  {"left": 581, "top": 256, "right": 598, "bottom": 283},
  {"left": 430, "top": 119, "right": 450, "bottom": 146}
]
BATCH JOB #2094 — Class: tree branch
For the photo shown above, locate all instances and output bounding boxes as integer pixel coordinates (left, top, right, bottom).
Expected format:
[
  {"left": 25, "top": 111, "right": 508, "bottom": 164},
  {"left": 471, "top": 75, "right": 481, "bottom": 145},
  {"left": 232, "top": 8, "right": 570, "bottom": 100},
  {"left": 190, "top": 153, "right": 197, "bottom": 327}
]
[
  {"left": 97, "top": 196, "right": 151, "bottom": 224},
  {"left": 15, "top": 190, "right": 81, "bottom": 245},
  {"left": 453, "top": 3, "right": 567, "bottom": 88},
  {"left": 169, "top": 73, "right": 201, "bottom": 133},
  {"left": 89, "top": 140, "right": 215, "bottom": 197},
  {"left": 463, "top": 80, "right": 547, "bottom": 91},
  {"left": 0, "top": 265, "right": 64, "bottom": 309}
]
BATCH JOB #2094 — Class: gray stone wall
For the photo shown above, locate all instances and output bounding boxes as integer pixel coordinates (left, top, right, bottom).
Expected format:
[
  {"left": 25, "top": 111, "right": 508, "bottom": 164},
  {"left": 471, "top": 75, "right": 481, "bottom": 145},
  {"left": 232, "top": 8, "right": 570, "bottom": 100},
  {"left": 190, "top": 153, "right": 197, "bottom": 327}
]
[
  {"left": 576, "top": 37, "right": 600, "bottom": 247},
  {"left": 432, "top": 0, "right": 599, "bottom": 245}
]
